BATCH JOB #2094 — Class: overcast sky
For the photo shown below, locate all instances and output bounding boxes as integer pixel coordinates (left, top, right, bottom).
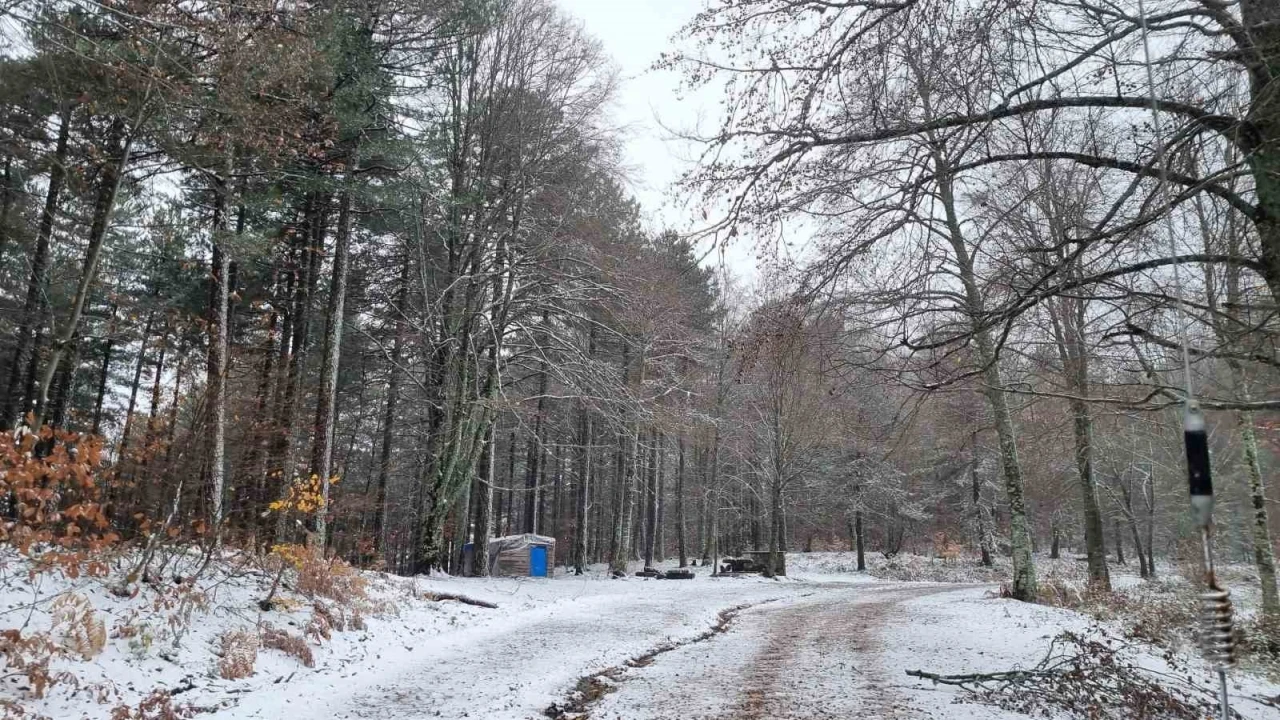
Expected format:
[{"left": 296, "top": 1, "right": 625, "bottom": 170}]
[{"left": 555, "top": 0, "right": 761, "bottom": 281}]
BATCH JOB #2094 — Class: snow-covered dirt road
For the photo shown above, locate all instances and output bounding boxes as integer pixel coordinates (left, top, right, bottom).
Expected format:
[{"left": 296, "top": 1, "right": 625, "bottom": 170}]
[
  {"left": 214, "top": 578, "right": 1026, "bottom": 720},
  {"left": 591, "top": 582, "right": 1000, "bottom": 720},
  {"left": 204, "top": 575, "right": 1280, "bottom": 720},
  {"left": 206, "top": 573, "right": 804, "bottom": 720}
]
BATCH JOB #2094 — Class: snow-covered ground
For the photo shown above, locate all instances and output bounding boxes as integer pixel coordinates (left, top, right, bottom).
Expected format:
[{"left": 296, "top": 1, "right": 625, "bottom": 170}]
[{"left": 6, "top": 551, "right": 1280, "bottom": 719}]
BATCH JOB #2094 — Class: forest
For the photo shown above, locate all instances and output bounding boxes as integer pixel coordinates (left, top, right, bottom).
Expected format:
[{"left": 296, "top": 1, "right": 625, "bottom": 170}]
[{"left": 0, "top": 2, "right": 1279, "bottom": 713}]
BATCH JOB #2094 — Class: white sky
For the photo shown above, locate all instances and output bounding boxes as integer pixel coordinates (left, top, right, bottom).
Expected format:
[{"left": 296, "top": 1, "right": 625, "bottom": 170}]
[{"left": 555, "top": 0, "right": 761, "bottom": 282}]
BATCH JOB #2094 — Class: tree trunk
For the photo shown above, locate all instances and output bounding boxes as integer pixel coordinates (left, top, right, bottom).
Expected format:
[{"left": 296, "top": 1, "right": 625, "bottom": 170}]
[
  {"left": 675, "top": 434, "right": 688, "bottom": 567},
  {"left": 312, "top": 183, "right": 355, "bottom": 546},
  {"left": 643, "top": 431, "right": 659, "bottom": 570},
  {"left": 574, "top": 408, "right": 591, "bottom": 575},
  {"left": 523, "top": 357, "right": 549, "bottom": 534},
  {"left": 1046, "top": 294, "right": 1110, "bottom": 591},
  {"left": 3, "top": 105, "right": 70, "bottom": 428},
  {"left": 971, "top": 462, "right": 993, "bottom": 567},
  {"left": 708, "top": 428, "right": 721, "bottom": 574},
  {"left": 48, "top": 338, "right": 78, "bottom": 430},
  {"left": 272, "top": 195, "right": 325, "bottom": 543},
  {"left": 1241, "top": 0, "right": 1280, "bottom": 304},
  {"left": 242, "top": 274, "right": 280, "bottom": 541},
  {"left": 373, "top": 267, "right": 407, "bottom": 557},
  {"left": 474, "top": 423, "right": 494, "bottom": 576},
  {"left": 138, "top": 325, "right": 168, "bottom": 515},
  {"left": 1121, "top": 480, "right": 1149, "bottom": 578},
  {"left": 118, "top": 313, "right": 154, "bottom": 462},
  {"left": 1239, "top": 409, "right": 1280, "bottom": 626},
  {"left": 765, "top": 464, "right": 783, "bottom": 577},
  {"left": 855, "top": 509, "right": 866, "bottom": 571},
  {"left": 608, "top": 347, "right": 634, "bottom": 575},
  {"left": 1144, "top": 473, "right": 1156, "bottom": 580},
  {"left": 0, "top": 156, "right": 11, "bottom": 272},
  {"left": 551, "top": 448, "right": 564, "bottom": 547},
  {"left": 1114, "top": 519, "right": 1125, "bottom": 565},
  {"left": 31, "top": 120, "right": 135, "bottom": 432},
  {"left": 1198, "top": 195, "right": 1280, "bottom": 629},
  {"left": 90, "top": 305, "right": 119, "bottom": 437},
  {"left": 505, "top": 430, "right": 516, "bottom": 536},
  {"left": 933, "top": 145, "right": 1036, "bottom": 601},
  {"left": 655, "top": 437, "right": 666, "bottom": 563},
  {"left": 207, "top": 166, "right": 232, "bottom": 546}
]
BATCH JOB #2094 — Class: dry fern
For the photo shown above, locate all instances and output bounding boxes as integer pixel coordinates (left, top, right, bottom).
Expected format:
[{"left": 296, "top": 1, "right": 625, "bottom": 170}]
[
  {"left": 260, "top": 624, "right": 314, "bottom": 668},
  {"left": 305, "top": 608, "right": 332, "bottom": 643},
  {"left": 51, "top": 593, "right": 106, "bottom": 660},
  {"left": 217, "top": 629, "right": 258, "bottom": 680},
  {"left": 295, "top": 549, "right": 367, "bottom": 605}
]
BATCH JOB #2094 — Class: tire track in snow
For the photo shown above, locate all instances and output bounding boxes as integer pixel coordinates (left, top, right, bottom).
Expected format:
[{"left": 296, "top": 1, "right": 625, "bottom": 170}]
[
  {"left": 544, "top": 595, "right": 789, "bottom": 719},
  {"left": 732, "top": 585, "right": 950, "bottom": 719},
  {"left": 587, "top": 582, "right": 972, "bottom": 720}
]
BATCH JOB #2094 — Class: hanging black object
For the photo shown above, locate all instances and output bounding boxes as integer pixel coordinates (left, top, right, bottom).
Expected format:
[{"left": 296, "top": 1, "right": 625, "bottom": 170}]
[{"left": 1184, "top": 405, "right": 1212, "bottom": 500}]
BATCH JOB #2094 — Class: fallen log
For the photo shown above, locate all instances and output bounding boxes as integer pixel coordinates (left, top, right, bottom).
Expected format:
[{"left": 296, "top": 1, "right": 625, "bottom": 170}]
[{"left": 423, "top": 591, "right": 498, "bottom": 609}]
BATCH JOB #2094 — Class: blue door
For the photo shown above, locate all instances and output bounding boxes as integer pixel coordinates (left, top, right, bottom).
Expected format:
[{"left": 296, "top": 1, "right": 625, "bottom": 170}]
[{"left": 530, "top": 546, "right": 548, "bottom": 577}]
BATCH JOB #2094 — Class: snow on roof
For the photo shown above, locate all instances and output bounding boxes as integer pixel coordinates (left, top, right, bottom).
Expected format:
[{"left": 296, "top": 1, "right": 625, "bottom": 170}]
[{"left": 489, "top": 533, "right": 555, "bottom": 545}]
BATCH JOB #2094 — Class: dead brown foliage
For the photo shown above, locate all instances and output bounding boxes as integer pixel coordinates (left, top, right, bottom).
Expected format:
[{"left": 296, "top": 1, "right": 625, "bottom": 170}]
[
  {"left": 0, "top": 427, "right": 118, "bottom": 579},
  {"left": 51, "top": 593, "right": 107, "bottom": 660},
  {"left": 110, "top": 690, "right": 194, "bottom": 720},
  {"left": 295, "top": 548, "right": 367, "bottom": 605},
  {"left": 260, "top": 624, "right": 314, "bottom": 668},
  {"left": 217, "top": 629, "right": 258, "bottom": 680},
  {"left": 0, "top": 629, "right": 71, "bottom": 699}
]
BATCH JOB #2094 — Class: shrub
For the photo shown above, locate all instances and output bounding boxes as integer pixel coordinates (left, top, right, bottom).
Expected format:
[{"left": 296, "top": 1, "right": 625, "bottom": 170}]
[
  {"left": 0, "top": 629, "right": 69, "bottom": 699},
  {"left": 110, "top": 690, "right": 193, "bottom": 720},
  {"left": 260, "top": 624, "right": 314, "bottom": 668},
  {"left": 0, "top": 427, "right": 117, "bottom": 579},
  {"left": 51, "top": 593, "right": 106, "bottom": 660},
  {"left": 217, "top": 629, "right": 258, "bottom": 680},
  {"left": 272, "top": 543, "right": 368, "bottom": 605},
  {"left": 1035, "top": 575, "right": 1083, "bottom": 608},
  {"left": 1, "top": 699, "right": 52, "bottom": 719},
  {"left": 305, "top": 607, "right": 332, "bottom": 643}
]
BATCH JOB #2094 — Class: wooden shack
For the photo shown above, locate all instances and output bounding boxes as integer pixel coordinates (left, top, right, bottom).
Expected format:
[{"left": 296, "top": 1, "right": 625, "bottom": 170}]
[{"left": 486, "top": 533, "right": 555, "bottom": 577}]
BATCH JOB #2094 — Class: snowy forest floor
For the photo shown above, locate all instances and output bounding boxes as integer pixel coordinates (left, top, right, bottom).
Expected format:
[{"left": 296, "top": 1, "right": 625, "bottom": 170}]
[{"left": 6, "top": 550, "right": 1280, "bottom": 719}]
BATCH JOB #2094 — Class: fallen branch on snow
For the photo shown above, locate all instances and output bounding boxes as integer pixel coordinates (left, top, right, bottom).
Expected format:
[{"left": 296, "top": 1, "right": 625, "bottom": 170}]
[
  {"left": 905, "top": 631, "right": 1238, "bottom": 720},
  {"left": 422, "top": 592, "right": 498, "bottom": 609}
]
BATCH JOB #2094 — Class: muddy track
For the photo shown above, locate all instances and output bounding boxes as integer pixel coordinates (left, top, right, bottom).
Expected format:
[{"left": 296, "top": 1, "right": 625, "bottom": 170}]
[
  {"left": 731, "top": 584, "right": 952, "bottom": 720},
  {"left": 578, "top": 583, "right": 976, "bottom": 720},
  {"left": 543, "top": 596, "right": 789, "bottom": 719}
]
